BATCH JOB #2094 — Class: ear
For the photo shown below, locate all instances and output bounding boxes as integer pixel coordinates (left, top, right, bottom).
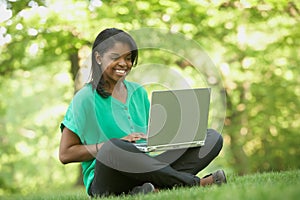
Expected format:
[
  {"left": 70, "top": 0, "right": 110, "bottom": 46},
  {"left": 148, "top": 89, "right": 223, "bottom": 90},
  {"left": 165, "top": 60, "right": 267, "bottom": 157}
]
[{"left": 94, "top": 51, "right": 102, "bottom": 65}]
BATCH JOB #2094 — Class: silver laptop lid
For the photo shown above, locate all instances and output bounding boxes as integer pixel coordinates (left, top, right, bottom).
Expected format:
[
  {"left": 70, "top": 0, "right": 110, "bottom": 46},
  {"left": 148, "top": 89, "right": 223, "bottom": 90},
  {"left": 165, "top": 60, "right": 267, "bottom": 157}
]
[{"left": 147, "top": 88, "right": 211, "bottom": 147}]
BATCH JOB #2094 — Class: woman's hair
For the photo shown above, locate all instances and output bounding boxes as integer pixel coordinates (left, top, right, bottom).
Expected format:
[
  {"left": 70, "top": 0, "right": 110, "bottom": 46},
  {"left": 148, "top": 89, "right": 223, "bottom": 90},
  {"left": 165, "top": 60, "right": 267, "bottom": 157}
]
[{"left": 90, "top": 28, "right": 138, "bottom": 98}]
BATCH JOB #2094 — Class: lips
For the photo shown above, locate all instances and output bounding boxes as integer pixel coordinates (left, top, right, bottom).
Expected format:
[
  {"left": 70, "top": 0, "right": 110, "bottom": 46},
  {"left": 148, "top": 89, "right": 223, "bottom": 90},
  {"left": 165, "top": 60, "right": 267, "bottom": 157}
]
[{"left": 114, "top": 69, "right": 127, "bottom": 76}]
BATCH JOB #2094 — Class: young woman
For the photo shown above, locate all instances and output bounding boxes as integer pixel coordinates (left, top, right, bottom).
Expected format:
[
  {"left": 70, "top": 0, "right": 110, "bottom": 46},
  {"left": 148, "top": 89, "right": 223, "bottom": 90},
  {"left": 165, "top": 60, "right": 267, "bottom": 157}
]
[{"left": 59, "top": 28, "right": 226, "bottom": 197}]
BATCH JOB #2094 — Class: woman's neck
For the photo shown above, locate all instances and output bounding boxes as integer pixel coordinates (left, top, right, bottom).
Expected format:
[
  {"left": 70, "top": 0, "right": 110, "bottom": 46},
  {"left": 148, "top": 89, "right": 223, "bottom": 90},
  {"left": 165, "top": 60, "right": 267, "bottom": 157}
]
[
  {"left": 103, "top": 78, "right": 124, "bottom": 93},
  {"left": 113, "top": 80, "right": 127, "bottom": 103},
  {"left": 103, "top": 78, "right": 127, "bottom": 103}
]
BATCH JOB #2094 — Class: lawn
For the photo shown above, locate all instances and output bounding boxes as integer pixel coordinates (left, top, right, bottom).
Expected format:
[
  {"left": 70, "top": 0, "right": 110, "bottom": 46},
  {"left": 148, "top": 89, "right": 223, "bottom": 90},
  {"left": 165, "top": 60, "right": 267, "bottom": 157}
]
[{"left": 3, "top": 170, "right": 300, "bottom": 200}]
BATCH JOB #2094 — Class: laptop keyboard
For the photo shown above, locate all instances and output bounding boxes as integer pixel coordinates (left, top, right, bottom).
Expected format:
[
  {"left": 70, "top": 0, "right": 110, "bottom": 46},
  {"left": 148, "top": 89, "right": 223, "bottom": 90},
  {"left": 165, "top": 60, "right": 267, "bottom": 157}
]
[{"left": 134, "top": 143, "right": 147, "bottom": 147}]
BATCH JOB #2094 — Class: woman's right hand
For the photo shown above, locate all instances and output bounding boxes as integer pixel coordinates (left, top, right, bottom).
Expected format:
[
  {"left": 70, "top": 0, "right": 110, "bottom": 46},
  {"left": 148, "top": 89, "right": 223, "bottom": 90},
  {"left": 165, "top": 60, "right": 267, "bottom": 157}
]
[{"left": 121, "top": 133, "right": 146, "bottom": 143}]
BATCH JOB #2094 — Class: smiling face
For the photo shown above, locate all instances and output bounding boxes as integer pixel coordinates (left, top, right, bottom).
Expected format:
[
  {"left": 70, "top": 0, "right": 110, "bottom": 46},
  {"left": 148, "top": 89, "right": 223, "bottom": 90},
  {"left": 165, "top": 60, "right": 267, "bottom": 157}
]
[{"left": 95, "top": 42, "right": 133, "bottom": 87}]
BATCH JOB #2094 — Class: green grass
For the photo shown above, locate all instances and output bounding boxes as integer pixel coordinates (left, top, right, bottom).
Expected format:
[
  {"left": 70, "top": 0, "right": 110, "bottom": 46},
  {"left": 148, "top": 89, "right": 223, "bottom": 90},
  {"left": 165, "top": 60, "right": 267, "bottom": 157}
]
[{"left": 3, "top": 170, "right": 300, "bottom": 200}]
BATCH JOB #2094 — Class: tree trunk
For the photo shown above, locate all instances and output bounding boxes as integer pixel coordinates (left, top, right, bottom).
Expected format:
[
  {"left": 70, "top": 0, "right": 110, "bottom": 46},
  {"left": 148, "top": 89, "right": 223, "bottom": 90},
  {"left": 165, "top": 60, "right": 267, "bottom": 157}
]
[{"left": 69, "top": 52, "right": 84, "bottom": 186}]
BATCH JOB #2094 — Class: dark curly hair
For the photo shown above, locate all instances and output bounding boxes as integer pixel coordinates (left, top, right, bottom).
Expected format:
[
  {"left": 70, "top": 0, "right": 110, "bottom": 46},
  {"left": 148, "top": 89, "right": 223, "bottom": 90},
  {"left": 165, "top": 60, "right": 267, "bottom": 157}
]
[{"left": 90, "top": 28, "right": 138, "bottom": 98}]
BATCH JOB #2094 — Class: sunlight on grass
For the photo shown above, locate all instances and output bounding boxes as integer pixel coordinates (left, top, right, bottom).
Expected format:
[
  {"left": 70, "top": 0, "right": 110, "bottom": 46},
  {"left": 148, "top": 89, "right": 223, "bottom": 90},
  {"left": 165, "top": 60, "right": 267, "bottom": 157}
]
[{"left": 3, "top": 170, "right": 299, "bottom": 200}]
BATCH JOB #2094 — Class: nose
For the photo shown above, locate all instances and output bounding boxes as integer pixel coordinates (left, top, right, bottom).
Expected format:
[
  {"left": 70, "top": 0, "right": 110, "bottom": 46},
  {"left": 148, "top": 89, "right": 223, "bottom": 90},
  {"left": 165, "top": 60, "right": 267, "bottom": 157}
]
[{"left": 118, "top": 58, "right": 127, "bottom": 67}]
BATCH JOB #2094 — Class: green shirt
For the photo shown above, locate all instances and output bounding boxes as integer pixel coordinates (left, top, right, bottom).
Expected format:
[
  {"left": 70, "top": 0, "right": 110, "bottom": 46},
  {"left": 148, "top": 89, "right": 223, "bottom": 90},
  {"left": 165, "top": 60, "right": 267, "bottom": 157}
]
[{"left": 61, "top": 80, "right": 150, "bottom": 193}]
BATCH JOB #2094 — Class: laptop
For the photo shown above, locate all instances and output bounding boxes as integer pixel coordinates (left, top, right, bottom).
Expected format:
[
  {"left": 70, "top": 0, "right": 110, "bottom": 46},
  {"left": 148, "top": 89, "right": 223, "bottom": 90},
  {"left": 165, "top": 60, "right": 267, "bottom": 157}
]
[{"left": 135, "top": 88, "right": 211, "bottom": 152}]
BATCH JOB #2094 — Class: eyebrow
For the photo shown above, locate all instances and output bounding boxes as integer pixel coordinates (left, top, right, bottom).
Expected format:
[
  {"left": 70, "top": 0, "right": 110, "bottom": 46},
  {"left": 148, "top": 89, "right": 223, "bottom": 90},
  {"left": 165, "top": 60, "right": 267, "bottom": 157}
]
[{"left": 109, "top": 52, "right": 132, "bottom": 57}]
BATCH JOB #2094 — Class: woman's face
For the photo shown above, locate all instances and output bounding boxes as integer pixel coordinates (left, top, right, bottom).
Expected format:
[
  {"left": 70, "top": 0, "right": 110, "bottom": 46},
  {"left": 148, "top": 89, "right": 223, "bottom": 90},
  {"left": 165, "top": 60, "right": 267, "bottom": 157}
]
[{"left": 95, "top": 42, "right": 133, "bottom": 85}]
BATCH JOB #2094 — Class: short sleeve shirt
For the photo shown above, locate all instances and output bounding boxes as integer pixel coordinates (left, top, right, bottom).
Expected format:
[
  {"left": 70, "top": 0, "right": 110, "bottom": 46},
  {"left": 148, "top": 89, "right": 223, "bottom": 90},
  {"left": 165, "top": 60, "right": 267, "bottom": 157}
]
[{"left": 60, "top": 80, "right": 150, "bottom": 193}]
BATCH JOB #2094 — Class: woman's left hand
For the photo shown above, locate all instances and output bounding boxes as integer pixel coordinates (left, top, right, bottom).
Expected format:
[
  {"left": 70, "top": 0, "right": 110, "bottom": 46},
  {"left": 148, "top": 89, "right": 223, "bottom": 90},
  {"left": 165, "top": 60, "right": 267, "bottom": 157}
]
[{"left": 121, "top": 133, "right": 146, "bottom": 143}]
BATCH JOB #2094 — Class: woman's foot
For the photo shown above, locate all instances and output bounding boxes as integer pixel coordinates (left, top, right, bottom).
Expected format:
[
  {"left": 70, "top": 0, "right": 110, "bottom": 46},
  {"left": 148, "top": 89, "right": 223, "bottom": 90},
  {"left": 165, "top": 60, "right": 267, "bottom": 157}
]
[
  {"left": 212, "top": 169, "right": 227, "bottom": 185},
  {"left": 129, "top": 182, "right": 156, "bottom": 195},
  {"left": 200, "top": 169, "right": 227, "bottom": 186}
]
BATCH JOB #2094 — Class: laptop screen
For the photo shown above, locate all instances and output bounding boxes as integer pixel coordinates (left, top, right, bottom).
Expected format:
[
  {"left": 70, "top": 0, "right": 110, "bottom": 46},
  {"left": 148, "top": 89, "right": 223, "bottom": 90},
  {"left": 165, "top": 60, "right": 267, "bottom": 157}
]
[{"left": 147, "top": 88, "right": 210, "bottom": 146}]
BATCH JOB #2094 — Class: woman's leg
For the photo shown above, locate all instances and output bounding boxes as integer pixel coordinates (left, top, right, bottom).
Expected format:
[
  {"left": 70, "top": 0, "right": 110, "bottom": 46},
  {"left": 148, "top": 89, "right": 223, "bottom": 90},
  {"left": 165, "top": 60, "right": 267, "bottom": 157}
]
[
  {"left": 155, "top": 129, "right": 223, "bottom": 174},
  {"left": 89, "top": 138, "right": 201, "bottom": 197}
]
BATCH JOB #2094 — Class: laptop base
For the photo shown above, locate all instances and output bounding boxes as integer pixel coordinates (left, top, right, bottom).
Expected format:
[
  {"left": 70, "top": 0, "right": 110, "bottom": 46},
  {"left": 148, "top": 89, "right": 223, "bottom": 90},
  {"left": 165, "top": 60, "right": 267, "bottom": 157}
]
[{"left": 134, "top": 141, "right": 205, "bottom": 153}]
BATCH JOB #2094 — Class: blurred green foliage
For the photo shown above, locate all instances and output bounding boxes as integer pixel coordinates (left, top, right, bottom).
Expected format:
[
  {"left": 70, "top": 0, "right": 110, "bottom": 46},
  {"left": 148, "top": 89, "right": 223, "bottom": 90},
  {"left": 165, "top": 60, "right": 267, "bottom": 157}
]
[{"left": 0, "top": 0, "right": 299, "bottom": 196}]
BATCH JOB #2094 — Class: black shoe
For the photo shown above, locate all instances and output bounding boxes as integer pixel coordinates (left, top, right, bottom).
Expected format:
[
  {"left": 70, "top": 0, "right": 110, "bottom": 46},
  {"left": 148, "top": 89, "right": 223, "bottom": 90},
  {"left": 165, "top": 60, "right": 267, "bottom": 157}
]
[
  {"left": 212, "top": 169, "right": 227, "bottom": 185},
  {"left": 130, "top": 182, "right": 155, "bottom": 195}
]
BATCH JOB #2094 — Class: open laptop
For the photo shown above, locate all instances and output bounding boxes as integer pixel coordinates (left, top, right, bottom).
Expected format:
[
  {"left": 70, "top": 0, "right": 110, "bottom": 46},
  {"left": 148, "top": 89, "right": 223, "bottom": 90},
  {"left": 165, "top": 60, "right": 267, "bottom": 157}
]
[{"left": 135, "top": 88, "right": 211, "bottom": 152}]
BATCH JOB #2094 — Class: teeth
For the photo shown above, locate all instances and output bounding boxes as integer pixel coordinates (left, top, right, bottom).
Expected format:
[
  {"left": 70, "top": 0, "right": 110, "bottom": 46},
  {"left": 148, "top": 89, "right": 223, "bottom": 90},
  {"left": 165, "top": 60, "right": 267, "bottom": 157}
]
[{"left": 116, "top": 69, "right": 126, "bottom": 74}]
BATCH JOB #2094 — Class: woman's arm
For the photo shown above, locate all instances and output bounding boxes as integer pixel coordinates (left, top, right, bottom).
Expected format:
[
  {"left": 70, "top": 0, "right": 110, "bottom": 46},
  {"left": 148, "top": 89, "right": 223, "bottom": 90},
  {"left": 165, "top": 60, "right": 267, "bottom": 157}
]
[
  {"left": 59, "top": 127, "right": 146, "bottom": 164},
  {"left": 59, "top": 127, "right": 103, "bottom": 164}
]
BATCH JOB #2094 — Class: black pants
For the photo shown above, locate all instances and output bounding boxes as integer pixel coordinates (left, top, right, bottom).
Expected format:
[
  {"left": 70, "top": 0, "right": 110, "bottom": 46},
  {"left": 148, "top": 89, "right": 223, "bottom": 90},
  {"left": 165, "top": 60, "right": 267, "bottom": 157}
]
[{"left": 89, "top": 129, "right": 223, "bottom": 197}]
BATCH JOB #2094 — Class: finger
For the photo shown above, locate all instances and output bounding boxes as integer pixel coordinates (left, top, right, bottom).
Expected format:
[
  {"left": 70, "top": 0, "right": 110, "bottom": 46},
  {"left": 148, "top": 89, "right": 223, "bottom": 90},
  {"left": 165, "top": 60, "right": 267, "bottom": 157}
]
[{"left": 139, "top": 134, "right": 147, "bottom": 139}]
